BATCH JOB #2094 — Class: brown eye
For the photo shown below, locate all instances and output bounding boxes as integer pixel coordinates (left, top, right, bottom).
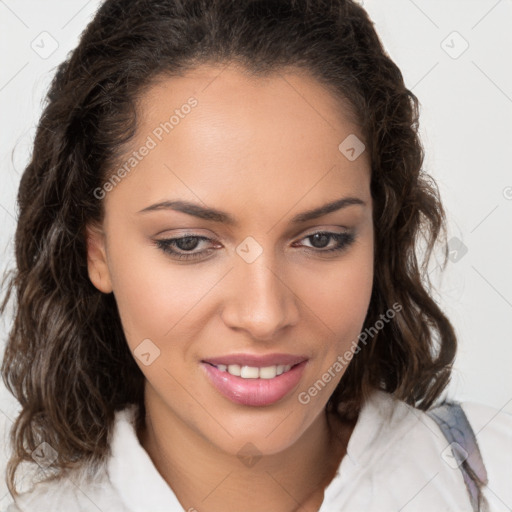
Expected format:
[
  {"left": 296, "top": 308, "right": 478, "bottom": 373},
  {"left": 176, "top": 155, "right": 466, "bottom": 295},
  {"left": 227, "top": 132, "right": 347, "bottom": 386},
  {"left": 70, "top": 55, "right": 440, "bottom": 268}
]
[
  {"left": 174, "top": 236, "right": 201, "bottom": 251},
  {"left": 155, "top": 235, "right": 217, "bottom": 261},
  {"left": 297, "top": 231, "right": 355, "bottom": 254},
  {"left": 308, "top": 233, "right": 331, "bottom": 249}
]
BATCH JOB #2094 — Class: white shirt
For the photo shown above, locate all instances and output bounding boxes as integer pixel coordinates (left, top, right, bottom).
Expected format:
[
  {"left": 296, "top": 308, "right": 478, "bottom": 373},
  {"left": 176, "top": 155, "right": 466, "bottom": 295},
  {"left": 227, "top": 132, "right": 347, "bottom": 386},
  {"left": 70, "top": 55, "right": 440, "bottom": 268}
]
[{"left": 3, "top": 389, "right": 511, "bottom": 512}]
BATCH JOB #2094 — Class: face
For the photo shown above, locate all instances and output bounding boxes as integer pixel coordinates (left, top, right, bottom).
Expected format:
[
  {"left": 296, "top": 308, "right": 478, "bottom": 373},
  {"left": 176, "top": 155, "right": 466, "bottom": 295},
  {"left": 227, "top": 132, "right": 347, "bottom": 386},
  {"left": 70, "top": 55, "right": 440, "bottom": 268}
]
[{"left": 86, "top": 63, "right": 374, "bottom": 457}]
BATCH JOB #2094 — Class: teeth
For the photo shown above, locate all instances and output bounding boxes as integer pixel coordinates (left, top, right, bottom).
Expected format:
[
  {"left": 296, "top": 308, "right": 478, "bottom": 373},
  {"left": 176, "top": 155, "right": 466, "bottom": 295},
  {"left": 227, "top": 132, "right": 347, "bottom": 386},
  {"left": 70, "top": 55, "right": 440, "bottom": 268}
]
[
  {"left": 227, "top": 364, "right": 241, "bottom": 376},
  {"left": 259, "top": 366, "right": 277, "bottom": 379},
  {"left": 217, "top": 364, "right": 293, "bottom": 379},
  {"left": 240, "top": 366, "right": 259, "bottom": 378}
]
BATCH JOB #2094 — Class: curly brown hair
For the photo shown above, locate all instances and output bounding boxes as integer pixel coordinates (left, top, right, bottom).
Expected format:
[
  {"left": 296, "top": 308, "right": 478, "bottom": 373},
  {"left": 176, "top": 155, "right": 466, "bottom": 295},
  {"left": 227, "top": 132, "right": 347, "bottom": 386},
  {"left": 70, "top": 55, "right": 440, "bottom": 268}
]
[{"left": 1, "top": 0, "right": 456, "bottom": 496}]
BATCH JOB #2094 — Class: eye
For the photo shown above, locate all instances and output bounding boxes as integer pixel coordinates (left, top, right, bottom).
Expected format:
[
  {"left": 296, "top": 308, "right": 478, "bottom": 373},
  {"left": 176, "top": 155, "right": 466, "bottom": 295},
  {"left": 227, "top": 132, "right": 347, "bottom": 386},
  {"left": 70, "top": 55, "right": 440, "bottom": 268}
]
[
  {"left": 294, "top": 231, "right": 356, "bottom": 255},
  {"left": 155, "top": 235, "right": 219, "bottom": 261}
]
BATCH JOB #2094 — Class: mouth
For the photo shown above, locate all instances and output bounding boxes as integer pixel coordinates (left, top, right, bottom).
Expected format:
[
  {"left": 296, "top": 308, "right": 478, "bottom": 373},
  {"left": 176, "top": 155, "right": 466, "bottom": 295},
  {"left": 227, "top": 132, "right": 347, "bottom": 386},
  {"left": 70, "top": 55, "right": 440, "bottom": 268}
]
[{"left": 200, "top": 354, "right": 308, "bottom": 407}]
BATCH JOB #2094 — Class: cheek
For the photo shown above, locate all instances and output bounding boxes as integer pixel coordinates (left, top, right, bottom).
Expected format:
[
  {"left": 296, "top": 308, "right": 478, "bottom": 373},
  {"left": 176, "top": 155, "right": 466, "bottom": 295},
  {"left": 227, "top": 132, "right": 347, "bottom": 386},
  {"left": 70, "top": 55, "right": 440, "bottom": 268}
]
[
  {"left": 307, "top": 239, "right": 374, "bottom": 344},
  {"left": 296, "top": 241, "right": 373, "bottom": 400},
  {"left": 107, "top": 240, "right": 213, "bottom": 349}
]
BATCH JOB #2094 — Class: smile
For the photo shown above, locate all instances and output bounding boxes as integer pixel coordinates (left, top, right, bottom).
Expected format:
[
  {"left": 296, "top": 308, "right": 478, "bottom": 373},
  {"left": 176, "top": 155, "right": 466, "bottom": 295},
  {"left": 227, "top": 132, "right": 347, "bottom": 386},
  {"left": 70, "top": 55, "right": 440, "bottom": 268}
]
[{"left": 201, "top": 354, "right": 308, "bottom": 407}]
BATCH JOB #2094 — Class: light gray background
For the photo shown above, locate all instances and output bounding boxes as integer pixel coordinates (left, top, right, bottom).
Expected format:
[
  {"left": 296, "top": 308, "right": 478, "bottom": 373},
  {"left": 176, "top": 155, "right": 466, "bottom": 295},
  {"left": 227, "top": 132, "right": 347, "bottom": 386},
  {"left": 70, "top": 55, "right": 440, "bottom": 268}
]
[{"left": 0, "top": 0, "right": 511, "bottom": 506}]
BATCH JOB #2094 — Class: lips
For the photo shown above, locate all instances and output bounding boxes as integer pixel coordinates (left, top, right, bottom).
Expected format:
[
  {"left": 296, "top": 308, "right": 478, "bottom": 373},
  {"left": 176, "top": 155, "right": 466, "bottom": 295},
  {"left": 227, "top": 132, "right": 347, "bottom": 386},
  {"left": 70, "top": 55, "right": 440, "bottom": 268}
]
[{"left": 201, "top": 353, "right": 308, "bottom": 407}]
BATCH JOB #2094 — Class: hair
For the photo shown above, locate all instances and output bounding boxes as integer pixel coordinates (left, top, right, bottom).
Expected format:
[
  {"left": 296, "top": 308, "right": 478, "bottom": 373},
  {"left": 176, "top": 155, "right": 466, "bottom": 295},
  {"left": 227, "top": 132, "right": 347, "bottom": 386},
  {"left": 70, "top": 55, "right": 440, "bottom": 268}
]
[{"left": 1, "top": 0, "right": 457, "bottom": 496}]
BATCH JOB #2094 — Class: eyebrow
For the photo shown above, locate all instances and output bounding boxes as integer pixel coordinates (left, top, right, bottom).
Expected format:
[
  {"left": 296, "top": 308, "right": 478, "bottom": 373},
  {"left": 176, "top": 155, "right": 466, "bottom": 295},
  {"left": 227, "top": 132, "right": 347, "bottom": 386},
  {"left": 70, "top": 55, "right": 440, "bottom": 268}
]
[{"left": 137, "top": 196, "right": 365, "bottom": 225}]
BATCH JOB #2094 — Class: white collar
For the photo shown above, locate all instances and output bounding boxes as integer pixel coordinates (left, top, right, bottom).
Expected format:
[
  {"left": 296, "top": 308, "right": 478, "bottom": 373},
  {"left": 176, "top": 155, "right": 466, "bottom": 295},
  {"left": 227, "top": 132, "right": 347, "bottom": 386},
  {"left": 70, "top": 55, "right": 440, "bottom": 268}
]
[
  {"left": 107, "top": 405, "right": 183, "bottom": 511},
  {"left": 107, "top": 389, "right": 398, "bottom": 511}
]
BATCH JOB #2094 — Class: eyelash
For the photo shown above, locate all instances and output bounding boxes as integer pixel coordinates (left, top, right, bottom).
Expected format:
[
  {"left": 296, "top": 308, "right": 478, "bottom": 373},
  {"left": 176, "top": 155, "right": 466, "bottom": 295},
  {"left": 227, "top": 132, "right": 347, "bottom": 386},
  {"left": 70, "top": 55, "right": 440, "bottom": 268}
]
[{"left": 154, "top": 231, "right": 356, "bottom": 261}]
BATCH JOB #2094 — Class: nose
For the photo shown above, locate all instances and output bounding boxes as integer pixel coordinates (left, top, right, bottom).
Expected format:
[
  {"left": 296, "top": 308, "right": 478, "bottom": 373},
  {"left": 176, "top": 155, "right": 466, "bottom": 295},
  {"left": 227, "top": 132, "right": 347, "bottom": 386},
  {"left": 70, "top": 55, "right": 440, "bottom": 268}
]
[{"left": 221, "top": 254, "right": 300, "bottom": 341}]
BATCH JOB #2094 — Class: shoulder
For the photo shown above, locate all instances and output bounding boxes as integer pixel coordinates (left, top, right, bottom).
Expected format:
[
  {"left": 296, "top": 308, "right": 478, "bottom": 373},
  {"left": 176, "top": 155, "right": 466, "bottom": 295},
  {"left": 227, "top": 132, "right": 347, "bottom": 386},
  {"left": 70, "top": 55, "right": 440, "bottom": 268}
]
[
  {"left": 357, "top": 389, "right": 468, "bottom": 466},
  {"left": 3, "top": 408, "right": 139, "bottom": 512},
  {"left": 461, "top": 400, "right": 512, "bottom": 510},
  {"left": 361, "top": 390, "right": 512, "bottom": 509},
  {"left": 324, "top": 390, "right": 483, "bottom": 510},
  {"left": 4, "top": 465, "right": 128, "bottom": 512}
]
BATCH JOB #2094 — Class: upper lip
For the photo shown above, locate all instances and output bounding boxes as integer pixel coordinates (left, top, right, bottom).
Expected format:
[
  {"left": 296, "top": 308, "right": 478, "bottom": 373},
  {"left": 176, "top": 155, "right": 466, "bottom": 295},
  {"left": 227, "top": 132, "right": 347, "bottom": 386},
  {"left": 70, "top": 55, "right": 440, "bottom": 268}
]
[{"left": 202, "top": 353, "right": 308, "bottom": 367}]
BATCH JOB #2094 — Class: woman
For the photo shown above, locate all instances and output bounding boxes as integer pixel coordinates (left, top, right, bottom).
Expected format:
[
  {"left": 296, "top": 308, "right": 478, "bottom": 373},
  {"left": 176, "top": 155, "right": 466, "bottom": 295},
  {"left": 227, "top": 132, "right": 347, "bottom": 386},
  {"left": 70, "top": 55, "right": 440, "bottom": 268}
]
[{"left": 1, "top": 0, "right": 510, "bottom": 511}]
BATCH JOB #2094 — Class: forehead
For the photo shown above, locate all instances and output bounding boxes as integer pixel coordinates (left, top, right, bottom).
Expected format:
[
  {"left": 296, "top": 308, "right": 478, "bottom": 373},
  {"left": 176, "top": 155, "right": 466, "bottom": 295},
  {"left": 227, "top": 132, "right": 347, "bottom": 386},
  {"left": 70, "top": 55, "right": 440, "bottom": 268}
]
[
  {"left": 107, "top": 63, "right": 371, "bottom": 219},
  {"left": 137, "top": 63, "right": 363, "bottom": 150}
]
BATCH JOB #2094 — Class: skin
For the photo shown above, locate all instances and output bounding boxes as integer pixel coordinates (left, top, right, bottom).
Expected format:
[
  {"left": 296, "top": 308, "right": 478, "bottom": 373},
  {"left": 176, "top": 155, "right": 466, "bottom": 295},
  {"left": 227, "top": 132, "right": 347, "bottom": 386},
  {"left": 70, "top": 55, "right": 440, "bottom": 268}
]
[{"left": 86, "top": 62, "right": 374, "bottom": 512}]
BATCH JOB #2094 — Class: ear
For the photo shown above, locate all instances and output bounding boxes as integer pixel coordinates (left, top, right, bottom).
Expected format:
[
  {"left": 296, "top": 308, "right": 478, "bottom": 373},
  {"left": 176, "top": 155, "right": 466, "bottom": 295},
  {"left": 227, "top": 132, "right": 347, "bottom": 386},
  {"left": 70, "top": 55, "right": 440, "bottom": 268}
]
[{"left": 85, "top": 223, "right": 113, "bottom": 293}]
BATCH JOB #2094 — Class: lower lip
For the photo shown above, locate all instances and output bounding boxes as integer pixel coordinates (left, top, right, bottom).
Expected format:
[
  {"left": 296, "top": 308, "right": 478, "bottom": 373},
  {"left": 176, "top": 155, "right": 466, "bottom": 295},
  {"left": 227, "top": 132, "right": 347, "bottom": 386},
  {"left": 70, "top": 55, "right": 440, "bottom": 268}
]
[{"left": 201, "top": 361, "right": 307, "bottom": 407}]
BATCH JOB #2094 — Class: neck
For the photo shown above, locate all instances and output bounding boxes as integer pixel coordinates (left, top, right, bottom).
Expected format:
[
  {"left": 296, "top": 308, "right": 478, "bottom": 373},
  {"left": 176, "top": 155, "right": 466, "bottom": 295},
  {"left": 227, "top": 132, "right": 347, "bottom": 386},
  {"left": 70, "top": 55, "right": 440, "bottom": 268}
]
[{"left": 137, "top": 391, "right": 353, "bottom": 512}]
